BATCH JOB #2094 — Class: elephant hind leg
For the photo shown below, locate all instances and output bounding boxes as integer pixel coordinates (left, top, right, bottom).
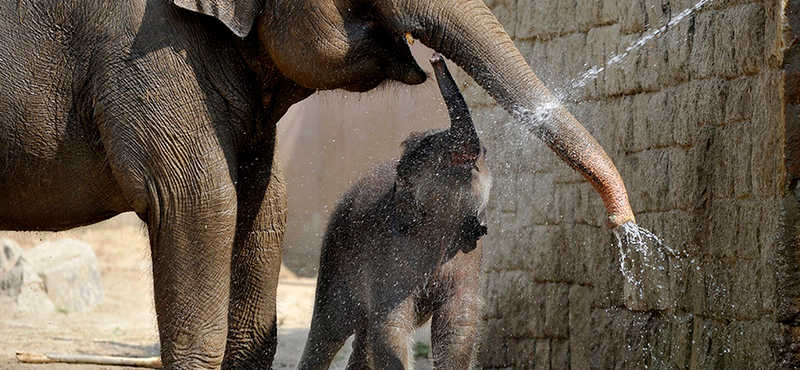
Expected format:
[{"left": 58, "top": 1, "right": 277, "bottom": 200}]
[
  {"left": 298, "top": 284, "right": 361, "bottom": 370},
  {"left": 345, "top": 325, "right": 373, "bottom": 370},
  {"left": 223, "top": 141, "right": 286, "bottom": 369}
]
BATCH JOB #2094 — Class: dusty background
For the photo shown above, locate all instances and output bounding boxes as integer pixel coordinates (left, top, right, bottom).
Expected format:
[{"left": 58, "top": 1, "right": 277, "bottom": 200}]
[{"left": 0, "top": 214, "right": 433, "bottom": 369}]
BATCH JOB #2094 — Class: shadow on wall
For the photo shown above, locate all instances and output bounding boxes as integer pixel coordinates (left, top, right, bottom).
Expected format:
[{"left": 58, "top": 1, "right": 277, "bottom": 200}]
[{"left": 277, "top": 44, "right": 454, "bottom": 277}]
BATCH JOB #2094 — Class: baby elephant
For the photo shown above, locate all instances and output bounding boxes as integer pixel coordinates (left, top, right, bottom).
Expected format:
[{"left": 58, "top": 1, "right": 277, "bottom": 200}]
[{"left": 298, "top": 54, "right": 492, "bottom": 370}]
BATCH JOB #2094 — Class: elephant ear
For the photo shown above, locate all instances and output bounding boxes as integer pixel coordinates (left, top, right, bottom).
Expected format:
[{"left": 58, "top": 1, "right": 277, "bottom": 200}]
[{"left": 172, "top": 0, "right": 265, "bottom": 38}]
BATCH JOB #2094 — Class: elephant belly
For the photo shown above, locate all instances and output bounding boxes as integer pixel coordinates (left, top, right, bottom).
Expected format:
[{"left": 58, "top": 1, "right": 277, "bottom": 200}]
[{"left": 0, "top": 121, "right": 132, "bottom": 231}]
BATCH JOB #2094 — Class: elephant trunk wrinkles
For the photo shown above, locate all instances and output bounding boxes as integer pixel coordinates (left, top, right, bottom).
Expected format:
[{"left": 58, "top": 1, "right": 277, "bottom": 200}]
[
  {"left": 431, "top": 53, "right": 479, "bottom": 152},
  {"left": 376, "top": 0, "right": 636, "bottom": 228}
]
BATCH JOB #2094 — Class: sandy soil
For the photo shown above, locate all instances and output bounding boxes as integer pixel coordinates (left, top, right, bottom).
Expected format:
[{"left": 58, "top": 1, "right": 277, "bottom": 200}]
[{"left": 0, "top": 214, "right": 432, "bottom": 369}]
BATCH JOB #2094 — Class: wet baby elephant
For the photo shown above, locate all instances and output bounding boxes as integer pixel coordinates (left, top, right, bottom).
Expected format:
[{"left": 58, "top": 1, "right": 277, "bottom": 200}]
[{"left": 298, "top": 54, "right": 492, "bottom": 370}]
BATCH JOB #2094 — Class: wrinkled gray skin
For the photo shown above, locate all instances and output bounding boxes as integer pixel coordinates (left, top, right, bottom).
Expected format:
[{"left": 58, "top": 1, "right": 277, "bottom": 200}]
[
  {"left": 298, "top": 54, "right": 491, "bottom": 370},
  {"left": 0, "top": 0, "right": 634, "bottom": 368}
]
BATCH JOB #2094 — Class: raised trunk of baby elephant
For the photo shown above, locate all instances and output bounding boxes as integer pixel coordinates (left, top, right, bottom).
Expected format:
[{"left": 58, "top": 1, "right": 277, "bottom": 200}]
[{"left": 376, "top": 0, "right": 636, "bottom": 227}]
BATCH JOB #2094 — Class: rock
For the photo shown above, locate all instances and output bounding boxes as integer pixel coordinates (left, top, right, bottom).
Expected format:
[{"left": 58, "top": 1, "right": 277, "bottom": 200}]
[
  {"left": 24, "top": 239, "right": 104, "bottom": 313},
  {"left": 13, "top": 262, "right": 56, "bottom": 314},
  {"left": 1, "top": 238, "right": 23, "bottom": 276}
]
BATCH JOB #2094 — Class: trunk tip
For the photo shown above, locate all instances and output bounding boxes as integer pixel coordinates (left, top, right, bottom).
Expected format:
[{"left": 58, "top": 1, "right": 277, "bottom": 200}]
[{"left": 430, "top": 53, "right": 444, "bottom": 66}]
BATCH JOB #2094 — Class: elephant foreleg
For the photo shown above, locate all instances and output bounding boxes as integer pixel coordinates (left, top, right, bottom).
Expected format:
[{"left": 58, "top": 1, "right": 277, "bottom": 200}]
[
  {"left": 144, "top": 171, "right": 238, "bottom": 370},
  {"left": 223, "top": 139, "right": 285, "bottom": 369},
  {"left": 370, "top": 299, "right": 415, "bottom": 370},
  {"left": 430, "top": 281, "right": 482, "bottom": 369}
]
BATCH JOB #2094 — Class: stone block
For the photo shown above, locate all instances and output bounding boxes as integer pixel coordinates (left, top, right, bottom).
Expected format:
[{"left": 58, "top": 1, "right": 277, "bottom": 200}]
[
  {"left": 515, "top": 172, "right": 557, "bottom": 225},
  {"left": 515, "top": 0, "right": 558, "bottom": 39},
  {"left": 725, "top": 76, "right": 755, "bottom": 124},
  {"left": 527, "top": 225, "right": 563, "bottom": 281},
  {"left": 569, "top": 285, "right": 592, "bottom": 369},
  {"left": 666, "top": 11, "right": 693, "bottom": 84},
  {"left": 666, "top": 148, "right": 697, "bottom": 212},
  {"left": 695, "top": 78, "right": 729, "bottom": 126},
  {"left": 619, "top": 0, "right": 646, "bottom": 33},
  {"left": 24, "top": 239, "right": 104, "bottom": 313},
  {"left": 592, "top": 233, "right": 626, "bottom": 309},
  {"left": 639, "top": 32, "right": 669, "bottom": 92},
  {"left": 713, "top": 4, "right": 766, "bottom": 79},
  {"left": 544, "top": 283, "right": 569, "bottom": 338},
  {"left": 5, "top": 262, "right": 56, "bottom": 314},
  {"left": 690, "top": 317, "right": 733, "bottom": 369},
  {"left": 505, "top": 339, "right": 536, "bottom": 369},
  {"left": 606, "top": 32, "right": 643, "bottom": 96},
  {"left": 535, "top": 340, "right": 550, "bottom": 370},
  {"left": 574, "top": 182, "right": 605, "bottom": 227},
  {"left": 576, "top": 0, "right": 603, "bottom": 31},
  {"left": 730, "top": 259, "right": 764, "bottom": 320},
  {"left": 601, "top": 0, "right": 620, "bottom": 25},
  {"left": 659, "top": 210, "right": 696, "bottom": 256},
  {"left": 702, "top": 260, "right": 734, "bottom": 319},
  {"left": 735, "top": 200, "right": 762, "bottom": 260},
  {"left": 627, "top": 148, "right": 670, "bottom": 213},
  {"left": 487, "top": 272, "right": 547, "bottom": 339},
  {"left": 667, "top": 256, "right": 691, "bottom": 312},
  {"left": 705, "top": 200, "right": 738, "bottom": 259},
  {"left": 480, "top": 318, "right": 510, "bottom": 366},
  {"left": 551, "top": 339, "right": 570, "bottom": 369},
  {"left": 667, "top": 83, "right": 699, "bottom": 146},
  {"left": 689, "top": 10, "right": 717, "bottom": 79},
  {"left": 726, "top": 321, "right": 780, "bottom": 370},
  {"left": 666, "top": 314, "right": 694, "bottom": 369}
]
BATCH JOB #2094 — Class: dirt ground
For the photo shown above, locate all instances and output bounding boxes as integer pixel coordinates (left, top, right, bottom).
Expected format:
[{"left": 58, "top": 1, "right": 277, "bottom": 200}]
[{"left": 0, "top": 214, "right": 432, "bottom": 369}]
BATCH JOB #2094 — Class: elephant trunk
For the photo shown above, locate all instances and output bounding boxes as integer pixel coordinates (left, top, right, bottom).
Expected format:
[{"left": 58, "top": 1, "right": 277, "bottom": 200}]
[
  {"left": 430, "top": 53, "right": 479, "bottom": 150},
  {"left": 376, "top": 0, "right": 636, "bottom": 228}
]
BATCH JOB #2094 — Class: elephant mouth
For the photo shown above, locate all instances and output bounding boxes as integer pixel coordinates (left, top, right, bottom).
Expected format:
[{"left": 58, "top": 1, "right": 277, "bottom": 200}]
[{"left": 339, "top": 24, "right": 426, "bottom": 92}]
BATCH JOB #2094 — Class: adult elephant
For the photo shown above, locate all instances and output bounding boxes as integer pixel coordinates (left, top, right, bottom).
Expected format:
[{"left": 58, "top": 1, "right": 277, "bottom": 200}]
[{"left": 0, "top": 0, "right": 635, "bottom": 369}]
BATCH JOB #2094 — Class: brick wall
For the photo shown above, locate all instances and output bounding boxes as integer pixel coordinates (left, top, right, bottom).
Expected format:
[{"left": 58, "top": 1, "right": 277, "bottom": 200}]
[{"left": 464, "top": 0, "right": 800, "bottom": 368}]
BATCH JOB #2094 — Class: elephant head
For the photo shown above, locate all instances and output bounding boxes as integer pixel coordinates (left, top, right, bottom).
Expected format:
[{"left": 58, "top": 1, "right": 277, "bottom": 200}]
[{"left": 173, "top": 0, "right": 636, "bottom": 228}]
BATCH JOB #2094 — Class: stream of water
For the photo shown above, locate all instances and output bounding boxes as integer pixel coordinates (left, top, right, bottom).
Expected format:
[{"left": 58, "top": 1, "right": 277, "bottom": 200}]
[{"left": 512, "top": 0, "right": 715, "bottom": 287}]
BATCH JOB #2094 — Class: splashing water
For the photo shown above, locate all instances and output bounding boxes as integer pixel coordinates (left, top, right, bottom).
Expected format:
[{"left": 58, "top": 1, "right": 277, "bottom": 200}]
[
  {"left": 511, "top": 100, "right": 561, "bottom": 132},
  {"left": 613, "top": 222, "right": 686, "bottom": 299},
  {"left": 571, "top": 0, "right": 715, "bottom": 91}
]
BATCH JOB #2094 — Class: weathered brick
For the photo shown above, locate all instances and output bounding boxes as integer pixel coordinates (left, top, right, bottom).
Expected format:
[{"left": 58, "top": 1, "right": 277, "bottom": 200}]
[
  {"left": 535, "top": 340, "right": 551, "bottom": 370},
  {"left": 666, "top": 7, "right": 693, "bottom": 84},
  {"left": 544, "top": 283, "right": 570, "bottom": 338},
  {"left": 506, "top": 339, "right": 536, "bottom": 369},
  {"left": 480, "top": 318, "right": 511, "bottom": 366},
  {"left": 690, "top": 317, "right": 733, "bottom": 369},
  {"left": 689, "top": 10, "right": 717, "bottom": 79},
  {"left": 695, "top": 77, "right": 729, "bottom": 126},
  {"left": 619, "top": 0, "right": 647, "bottom": 33},
  {"left": 666, "top": 148, "right": 697, "bottom": 211},
  {"left": 731, "top": 259, "right": 765, "bottom": 320},
  {"left": 600, "top": 0, "right": 620, "bottom": 24},
  {"left": 576, "top": 0, "right": 603, "bottom": 31},
  {"left": 627, "top": 148, "right": 670, "bottom": 213},
  {"left": 714, "top": 4, "right": 766, "bottom": 78},
  {"left": 515, "top": 0, "right": 558, "bottom": 39},
  {"left": 551, "top": 339, "right": 570, "bottom": 369},
  {"left": 569, "top": 285, "right": 592, "bottom": 369},
  {"left": 725, "top": 76, "right": 755, "bottom": 124}
]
